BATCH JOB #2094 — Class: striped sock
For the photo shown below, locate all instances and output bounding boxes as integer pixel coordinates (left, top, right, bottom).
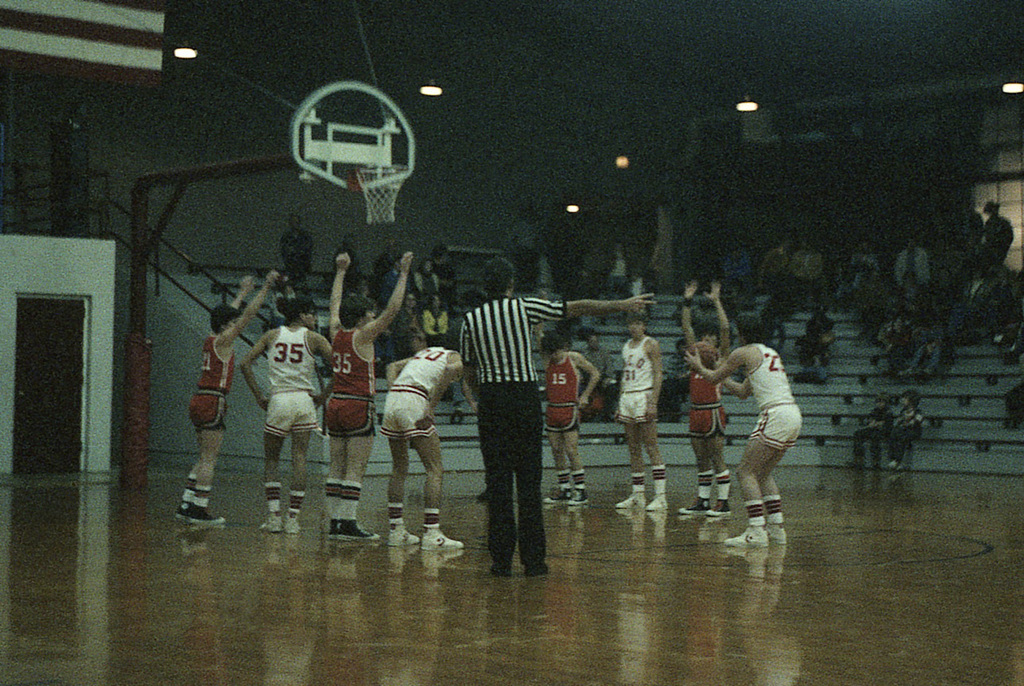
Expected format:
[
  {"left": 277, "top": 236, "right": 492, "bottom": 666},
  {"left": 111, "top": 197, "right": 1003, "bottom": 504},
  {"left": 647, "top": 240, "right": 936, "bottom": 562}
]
[
  {"left": 556, "top": 469, "right": 571, "bottom": 492},
  {"left": 182, "top": 472, "right": 198, "bottom": 505},
  {"left": 325, "top": 479, "right": 344, "bottom": 519},
  {"left": 697, "top": 470, "right": 714, "bottom": 500},
  {"left": 745, "top": 499, "right": 766, "bottom": 527},
  {"left": 388, "top": 502, "right": 404, "bottom": 530},
  {"left": 764, "top": 495, "right": 783, "bottom": 524},
  {"left": 288, "top": 490, "right": 305, "bottom": 516},
  {"left": 652, "top": 465, "right": 666, "bottom": 495},
  {"left": 264, "top": 481, "right": 282, "bottom": 515},
  {"left": 192, "top": 486, "right": 211, "bottom": 509},
  {"left": 631, "top": 471, "right": 645, "bottom": 493},
  {"left": 715, "top": 470, "right": 731, "bottom": 500},
  {"left": 571, "top": 469, "right": 586, "bottom": 490},
  {"left": 339, "top": 481, "right": 362, "bottom": 520},
  {"left": 424, "top": 508, "right": 440, "bottom": 531}
]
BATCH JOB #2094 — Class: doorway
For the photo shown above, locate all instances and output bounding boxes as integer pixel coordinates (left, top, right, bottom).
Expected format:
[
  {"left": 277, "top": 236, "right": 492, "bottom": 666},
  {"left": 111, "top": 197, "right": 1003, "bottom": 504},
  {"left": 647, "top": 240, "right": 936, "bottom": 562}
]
[{"left": 14, "top": 296, "right": 87, "bottom": 473}]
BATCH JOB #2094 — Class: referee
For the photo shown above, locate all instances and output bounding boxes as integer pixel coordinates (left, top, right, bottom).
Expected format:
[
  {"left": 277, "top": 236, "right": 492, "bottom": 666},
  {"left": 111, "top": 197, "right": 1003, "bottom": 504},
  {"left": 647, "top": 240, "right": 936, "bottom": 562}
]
[{"left": 461, "top": 257, "right": 654, "bottom": 577}]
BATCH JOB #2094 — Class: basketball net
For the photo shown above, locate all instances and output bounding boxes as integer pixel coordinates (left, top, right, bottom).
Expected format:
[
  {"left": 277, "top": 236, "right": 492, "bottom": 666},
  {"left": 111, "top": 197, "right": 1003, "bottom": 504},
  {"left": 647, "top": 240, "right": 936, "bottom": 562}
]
[{"left": 356, "top": 166, "right": 407, "bottom": 225}]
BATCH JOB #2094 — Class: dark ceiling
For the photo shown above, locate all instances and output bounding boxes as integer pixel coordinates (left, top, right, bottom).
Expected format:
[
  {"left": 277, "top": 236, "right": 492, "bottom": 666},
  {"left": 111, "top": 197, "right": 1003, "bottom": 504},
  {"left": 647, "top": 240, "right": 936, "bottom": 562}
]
[{"left": 159, "top": 0, "right": 1024, "bottom": 226}]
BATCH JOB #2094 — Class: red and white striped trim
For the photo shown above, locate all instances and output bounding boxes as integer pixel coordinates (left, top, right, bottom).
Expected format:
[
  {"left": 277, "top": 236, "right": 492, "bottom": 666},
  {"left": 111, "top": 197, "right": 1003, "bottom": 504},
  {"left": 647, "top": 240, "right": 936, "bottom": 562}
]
[{"left": 389, "top": 384, "right": 429, "bottom": 399}]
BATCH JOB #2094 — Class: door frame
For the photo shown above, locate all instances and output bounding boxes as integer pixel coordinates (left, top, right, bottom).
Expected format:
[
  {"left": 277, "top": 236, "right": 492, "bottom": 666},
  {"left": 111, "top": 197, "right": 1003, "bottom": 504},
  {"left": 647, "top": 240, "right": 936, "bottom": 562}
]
[{"left": 1, "top": 236, "right": 116, "bottom": 475}]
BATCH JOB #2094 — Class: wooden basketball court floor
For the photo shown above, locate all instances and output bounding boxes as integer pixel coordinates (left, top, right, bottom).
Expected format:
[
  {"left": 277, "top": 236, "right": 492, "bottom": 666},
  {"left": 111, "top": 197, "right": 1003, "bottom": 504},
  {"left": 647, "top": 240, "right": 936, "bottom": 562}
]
[{"left": 2, "top": 460, "right": 1023, "bottom": 685}]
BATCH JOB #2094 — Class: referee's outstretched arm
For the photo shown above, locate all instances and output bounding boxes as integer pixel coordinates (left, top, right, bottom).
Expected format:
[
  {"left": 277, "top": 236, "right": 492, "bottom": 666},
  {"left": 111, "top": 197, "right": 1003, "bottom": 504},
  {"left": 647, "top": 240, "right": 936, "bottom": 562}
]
[{"left": 565, "top": 293, "right": 656, "bottom": 319}]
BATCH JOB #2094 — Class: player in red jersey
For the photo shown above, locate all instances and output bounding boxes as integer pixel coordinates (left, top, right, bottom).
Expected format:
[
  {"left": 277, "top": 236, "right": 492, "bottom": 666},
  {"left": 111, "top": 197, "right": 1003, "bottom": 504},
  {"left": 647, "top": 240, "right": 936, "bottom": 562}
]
[
  {"left": 177, "top": 270, "right": 279, "bottom": 526},
  {"left": 678, "top": 281, "right": 734, "bottom": 518},
  {"left": 540, "top": 331, "right": 600, "bottom": 506},
  {"left": 324, "top": 250, "right": 413, "bottom": 540}
]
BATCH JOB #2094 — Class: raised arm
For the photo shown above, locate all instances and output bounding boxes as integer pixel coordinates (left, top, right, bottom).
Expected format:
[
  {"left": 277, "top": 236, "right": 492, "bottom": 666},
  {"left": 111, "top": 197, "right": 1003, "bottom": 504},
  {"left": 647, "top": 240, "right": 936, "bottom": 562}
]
[
  {"left": 229, "top": 275, "right": 256, "bottom": 310},
  {"left": 216, "top": 270, "right": 279, "bottom": 352},
  {"left": 707, "top": 281, "right": 731, "bottom": 354},
  {"left": 680, "top": 281, "right": 698, "bottom": 346},
  {"left": 328, "top": 252, "right": 351, "bottom": 339},
  {"left": 565, "top": 293, "right": 656, "bottom": 319},
  {"left": 355, "top": 251, "right": 413, "bottom": 345}
]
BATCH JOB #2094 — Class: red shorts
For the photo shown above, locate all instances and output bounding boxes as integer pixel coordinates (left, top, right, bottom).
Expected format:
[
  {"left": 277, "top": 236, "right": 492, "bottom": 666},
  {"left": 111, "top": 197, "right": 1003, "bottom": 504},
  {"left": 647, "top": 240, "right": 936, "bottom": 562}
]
[
  {"left": 189, "top": 390, "right": 227, "bottom": 431},
  {"left": 325, "top": 394, "right": 375, "bottom": 438},
  {"left": 545, "top": 403, "right": 579, "bottom": 433},
  {"left": 689, "top": 404, "right": 726, "bottom": 438}
]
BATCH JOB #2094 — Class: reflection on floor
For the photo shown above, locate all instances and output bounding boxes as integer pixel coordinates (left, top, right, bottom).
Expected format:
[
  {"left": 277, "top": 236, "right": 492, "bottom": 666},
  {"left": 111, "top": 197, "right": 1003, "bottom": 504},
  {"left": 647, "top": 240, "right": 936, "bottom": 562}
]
[{"left": 2, "top": 464, "right": 1023, "bottom": 685}]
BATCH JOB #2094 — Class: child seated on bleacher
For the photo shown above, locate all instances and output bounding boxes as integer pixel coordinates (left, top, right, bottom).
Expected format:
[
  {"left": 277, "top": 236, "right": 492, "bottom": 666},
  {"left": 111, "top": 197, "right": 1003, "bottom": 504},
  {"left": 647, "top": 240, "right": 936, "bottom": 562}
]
[{"left": 888, "top": 389, "right": 924, "bottom": 470}]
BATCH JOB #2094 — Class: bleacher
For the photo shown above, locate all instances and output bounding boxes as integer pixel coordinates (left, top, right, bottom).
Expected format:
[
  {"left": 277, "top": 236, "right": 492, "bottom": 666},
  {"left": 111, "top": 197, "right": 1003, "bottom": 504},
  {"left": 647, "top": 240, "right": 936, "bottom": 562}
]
[
  {"left": 419, "top": 293, "right": 1024, "bottom": 472},
  {"left": 193, "top": 269, "right": 1024, "bottom": 474}
]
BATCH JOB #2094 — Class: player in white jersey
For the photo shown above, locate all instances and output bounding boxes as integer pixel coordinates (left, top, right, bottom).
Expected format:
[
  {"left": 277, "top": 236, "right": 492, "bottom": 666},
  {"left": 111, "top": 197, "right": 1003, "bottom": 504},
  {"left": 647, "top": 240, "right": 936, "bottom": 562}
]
[
  {"left": 614, "top": 311, "right": 668, "bottom": 512},
  {"left": 241, "top": 295, "right": 333, "bottom": 534},
  {"left": 685, "top": 313, "right": 802, "bottom": 548},
  {"left": 381, "top": 332, "right": 466, "bottom": 550}
]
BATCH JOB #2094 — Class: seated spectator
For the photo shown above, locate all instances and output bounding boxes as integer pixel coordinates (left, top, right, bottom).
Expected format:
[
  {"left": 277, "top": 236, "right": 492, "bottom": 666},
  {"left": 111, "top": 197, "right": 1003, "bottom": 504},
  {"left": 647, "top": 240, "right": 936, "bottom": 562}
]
[
  {"left": 431, "top": 243, "right": 458, "bottom": 306},
  {"left": 420, "top": 293, "right": 450, "bottom": 347},
  {"left": 854, "top": 269, "right": 890, "bottom": 343},
  {"left": 888, "top": 389, "right": 924, "bottom": 470},
  {"left": 893, "top": 237, "right": 931, "bottom": 305},
  {"left": 877, "top": 305, "right": 915, "bottom": 376},
  {"left": 944, "top": 265, "right": 1003, "bottom": 345},
  {"left": 795, "top": 304, "right": 835, "bottom": 383},
  {"left": 788, "top": 238, "right": 826, "bottom": 308},
  {"left": 900, "top": 323, "right": 946, "bottom": 380},
  {"left": 721, "top": 246, "right": 755, "bottom": 305},
  {"left": 413, "top": 257, "right": 440, "bottom": 301},
  {"left": 851, "top": 393, "right": 893, "bottom": 469},
  {"left": 391, "top": 292, "right": 423, "bottom": 362},
  {"left": 835, "top": 240, "right": 881, "bottom": 304}
]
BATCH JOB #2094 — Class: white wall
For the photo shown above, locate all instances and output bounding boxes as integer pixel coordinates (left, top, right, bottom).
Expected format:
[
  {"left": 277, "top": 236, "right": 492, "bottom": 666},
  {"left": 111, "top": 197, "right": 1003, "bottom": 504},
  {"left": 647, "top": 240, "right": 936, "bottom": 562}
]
[{"left": 0, "top": 236, "right": 116, "bottom": 474}]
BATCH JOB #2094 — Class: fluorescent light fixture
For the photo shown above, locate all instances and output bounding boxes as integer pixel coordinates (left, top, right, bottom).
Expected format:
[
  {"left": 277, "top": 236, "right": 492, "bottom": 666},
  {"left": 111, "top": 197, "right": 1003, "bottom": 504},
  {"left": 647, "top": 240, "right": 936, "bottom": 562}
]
[
  {"left": 615, "top": 155, "right": 630, "bottom": 169},
  {"left": 173, "top": 46, "right": 198, "bottom": 59},
  {"left": 736, "top": 99, "right": 758, "bottom": 112},
  {"left": 419, "top": 84, "right": 443, "bottom": 96},
  {"left": 566, "top": 204, "right": 580, "bottom": 213},
  {"left": 1003, "top": 82, "right": 1024, "bottom": 94}
]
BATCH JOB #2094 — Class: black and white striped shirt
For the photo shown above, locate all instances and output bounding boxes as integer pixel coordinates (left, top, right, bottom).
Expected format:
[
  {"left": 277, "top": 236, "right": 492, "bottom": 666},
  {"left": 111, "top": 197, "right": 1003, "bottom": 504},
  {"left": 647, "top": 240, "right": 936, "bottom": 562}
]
[{"left": 460, "top": 297, "right": 566, "bottom": 383}]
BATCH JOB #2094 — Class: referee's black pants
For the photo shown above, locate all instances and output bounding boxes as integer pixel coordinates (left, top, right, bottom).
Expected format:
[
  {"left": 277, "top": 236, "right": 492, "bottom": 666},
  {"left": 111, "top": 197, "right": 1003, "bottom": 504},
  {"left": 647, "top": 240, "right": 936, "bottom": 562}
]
[{"left": 477, "top": 382, "right": 545, "bottom": 572}]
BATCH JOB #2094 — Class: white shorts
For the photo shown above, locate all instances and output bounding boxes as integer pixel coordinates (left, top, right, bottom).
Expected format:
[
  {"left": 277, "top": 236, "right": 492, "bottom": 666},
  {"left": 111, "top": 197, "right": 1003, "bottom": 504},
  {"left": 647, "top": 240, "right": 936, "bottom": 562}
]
[
  {"left": 615, "top": 391, "right": 653, "bottom": 424},
  {"left": 265, "top": 391, "right": 319, "bottom": 437},
  {"left": 751, "top": 403, "right": 802, "bottom": 451},
  {"left": 381, "top": 387, "right": 437, "bottom": 440}
]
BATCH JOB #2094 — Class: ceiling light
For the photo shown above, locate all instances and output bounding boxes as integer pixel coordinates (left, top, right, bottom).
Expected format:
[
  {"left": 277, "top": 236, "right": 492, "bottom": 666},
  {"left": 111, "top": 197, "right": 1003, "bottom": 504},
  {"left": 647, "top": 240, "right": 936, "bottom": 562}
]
[
  {"left": 566, "top": 204, "right": 580, "bottom": 213},
  {"left": 615, "top": 155, "right": 630, "bottom": 169},
  {"left": 1003, "top": 82, "right": 1024, "bottom": 94},
  {"left": 419, "top": 83, "right": 443, "bottom": 96},
  {"left": 173, "top": 46, "right": 198, "bottom": 59},
  {"left": 736, "top": 99, "right": 758, "bottom": 112}
]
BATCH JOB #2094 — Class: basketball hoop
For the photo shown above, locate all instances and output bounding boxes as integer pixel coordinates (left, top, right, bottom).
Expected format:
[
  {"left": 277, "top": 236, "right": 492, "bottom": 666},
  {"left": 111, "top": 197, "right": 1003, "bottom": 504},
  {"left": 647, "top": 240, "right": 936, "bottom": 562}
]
[
  {"left": 356, "top": 166, "right": 407, "bottom": 225},
  {"left": 290, "top": 81, "right": 416, "bottom": 225}
]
